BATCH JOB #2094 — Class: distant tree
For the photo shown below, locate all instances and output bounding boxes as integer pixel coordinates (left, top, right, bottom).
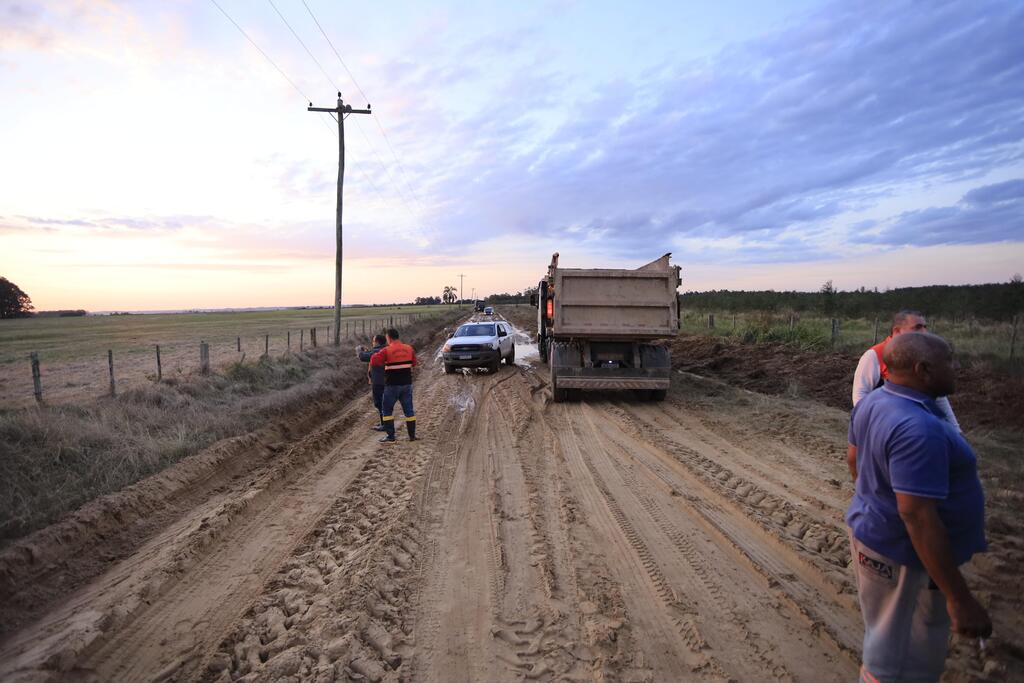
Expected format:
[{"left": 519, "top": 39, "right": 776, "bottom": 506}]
[
  {"left": 819, "top": 280, "right": 837, "bottom": 316},
  {"left": 1012, "top": 273, "right": 1023, "bottom": 285},
  {"left": 442, "top": 286, "right": 460, "bottom": 304},
  {"left": 0, "top": 277, "right": 34, "bottom": 318},
  {"left": 414, "top": 296, "right": 441, "bottom": 305}
]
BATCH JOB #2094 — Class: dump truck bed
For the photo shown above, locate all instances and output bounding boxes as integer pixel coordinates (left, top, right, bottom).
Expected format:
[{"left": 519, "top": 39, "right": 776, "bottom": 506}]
[{"left": 550, "top": 262, "right": 680, "bottom": 341}]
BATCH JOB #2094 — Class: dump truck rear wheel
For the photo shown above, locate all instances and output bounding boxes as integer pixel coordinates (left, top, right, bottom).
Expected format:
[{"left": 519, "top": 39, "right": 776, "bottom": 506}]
[{"left": 648, "top": 389, "right": 667, "bottom": 402}]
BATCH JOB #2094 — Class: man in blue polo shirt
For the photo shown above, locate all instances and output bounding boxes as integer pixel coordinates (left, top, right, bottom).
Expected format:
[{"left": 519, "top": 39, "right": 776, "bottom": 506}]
[{"left": 846, "top": 332, "right": 990, "bottom": 683}]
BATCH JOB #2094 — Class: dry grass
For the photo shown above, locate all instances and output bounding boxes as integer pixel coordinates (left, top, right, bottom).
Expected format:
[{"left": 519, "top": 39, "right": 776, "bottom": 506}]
[{"left": 0, "top": 311, "right": 462, "bottom": 545}]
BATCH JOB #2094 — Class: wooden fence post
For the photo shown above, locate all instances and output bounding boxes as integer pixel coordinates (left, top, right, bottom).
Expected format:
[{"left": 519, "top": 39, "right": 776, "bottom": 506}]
[
  {"left": 732, "top": 314, "right": 736, "bottom": 330},
  {"left": 30, "top": 352, "right": 42, "bottom": 403},
  {"left": 108, "top": 349, "right": 116, "bottom": 396},
  {"left": 287, "top": 330, "right": 291, "bottom": 352},
  {"left": 200, "top": 341, "right": 210, "bottom": 375},
  {"left": 311, "top": 328, "right": 317, "bottom": 348},
  {"left": 708, "top": 313, "right": 715, "bottom": 329},
  {"left": 789, "top": 314, "right": 794, "bottom": 330},
  {"left": 264, "top": 334, "right": 269, "bottom": 356},
  {"left": 831, "top": 319, "right": 839, "bottom": 348},
  {"left": 300, "top": 329, "right": 304, "bottom": 351},
  {"left": 237, "top": 336, "right": 241, "bottom": 352},
  {"left": 873, "top": 318, "right": 879, "bottom": 344},
  {"left": 1011, "top": 314, "right": 1019, "bottom": 361},
  {"left": 155, "top": 344, "right": 162, "bottom": 381},
  {"left": 346, "top": 322, "right": 350, "bottom": 339}
]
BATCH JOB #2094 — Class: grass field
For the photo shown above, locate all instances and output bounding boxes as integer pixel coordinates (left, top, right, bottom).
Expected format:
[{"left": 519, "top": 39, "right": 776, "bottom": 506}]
[
  {"left": 0, "top": 304, "right": 460, "bottom": 407},
  {"left": 680, "top": 310, "right": 1021, "bottom": 363}
]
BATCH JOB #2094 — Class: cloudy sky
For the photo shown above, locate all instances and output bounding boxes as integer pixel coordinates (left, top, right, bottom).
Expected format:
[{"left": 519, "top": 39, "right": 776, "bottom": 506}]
[{"left": 1, "top": 0, "right": 1022, "bottom": 310}]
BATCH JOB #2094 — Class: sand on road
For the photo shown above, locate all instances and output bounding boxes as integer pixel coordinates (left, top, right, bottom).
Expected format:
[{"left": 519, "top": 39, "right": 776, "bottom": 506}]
[{"left": 0, "top": 310, "right": 977, "bottom": 682}]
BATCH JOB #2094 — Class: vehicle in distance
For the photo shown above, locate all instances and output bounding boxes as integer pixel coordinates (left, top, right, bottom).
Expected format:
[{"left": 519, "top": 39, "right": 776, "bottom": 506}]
[
  {"left": 442, "top": 321, "right": 516, "bottom": 373},
  {"left": 533, "top": 252, "right": 680, "bottom": 402},
  {"left": 474, "top": 300, "right": 485, "bottom": 312},
  {"left": 483, "top": 306, "right": 494, "bottom": 315}
]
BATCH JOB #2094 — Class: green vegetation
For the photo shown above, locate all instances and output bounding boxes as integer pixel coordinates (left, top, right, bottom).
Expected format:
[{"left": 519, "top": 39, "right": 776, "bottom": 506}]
[
  {"left": 0, "top": 304, "right": 455, "bottom": 367},
  {"left": 681, "top": 279, "right": 1024, "bottom": 321},
  {"left": 680, "top": 310, "right": 1021, "bottom": 367},
  {"left": 0, "top": 310, "right": 461, "bottom": 543}
]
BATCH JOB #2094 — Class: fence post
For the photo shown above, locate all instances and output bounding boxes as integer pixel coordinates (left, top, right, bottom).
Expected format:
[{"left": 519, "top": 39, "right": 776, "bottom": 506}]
[
  {"left": 300, "top": 329, "right": 304, "bottom": 351},
  {"left": 732, "top": 314, "right": 736, "bottom": 330},
  {"left": 311, "top": 327, "right": 317, "bottom": 348},
  {"left": 346, "top": 322, "right": 350, "bottom": 338},
  {"left": 200, "top": 341, "right": 210, "bottom": 375},
  {"left": 108, "top": 349, "right": 116, "bottom": 396},
  {"left": 264, "top": 334, "right": 269, "bottom": 356},
  {"left": 1011, "top": 314, "right": 1019, "bottom": 361},
  {"left": 237, "top": 336, "right": 241, "bottom": 352},
  {"left": 287, "top": 330, "right": 291, "bottom": 352},
  {"left": 30, "top": 352, "right": 42, "bottom": 403},
  {"left": 708, "top": 313, "right": 715, "bottom": 329},
  {"left": 789, "top": 314, "right": 794, "bottom": 330},
  {"left": 155, "top": 344, "right": 162, "bottom": 381},
  {"left": 831, "top": 319, "right": 839, "bottom": 348},
  {"left": 873, "top": 318, "right": 879, "bottom": 344}
]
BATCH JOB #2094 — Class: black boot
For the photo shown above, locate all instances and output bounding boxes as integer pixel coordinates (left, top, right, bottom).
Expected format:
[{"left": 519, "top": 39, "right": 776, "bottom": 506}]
[{"left": 407, "top": 418, "right": 417, "bottom": 441}]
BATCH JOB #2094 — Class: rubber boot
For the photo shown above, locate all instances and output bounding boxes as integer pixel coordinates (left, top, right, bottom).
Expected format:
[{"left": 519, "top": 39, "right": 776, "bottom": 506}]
[
  {"left": 380, "top": 418, "right": 396, "bottom": 443},
  {"left": 407, "top": 418, "right": 417, "bottom": 441}
]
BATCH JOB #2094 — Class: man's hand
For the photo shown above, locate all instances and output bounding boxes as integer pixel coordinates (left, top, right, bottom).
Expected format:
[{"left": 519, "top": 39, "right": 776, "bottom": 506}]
[
  {"left": 356, "top": 345, "right": 365, "bottom": 352},
  {"left": 948, "top": 593, "right": 992, "bottom": 638}
]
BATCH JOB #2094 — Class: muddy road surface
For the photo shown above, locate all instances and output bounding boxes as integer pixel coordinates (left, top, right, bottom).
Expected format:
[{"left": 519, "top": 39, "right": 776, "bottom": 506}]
[{"left": 0, "top": 314, "right": 900, "bottom": 681}]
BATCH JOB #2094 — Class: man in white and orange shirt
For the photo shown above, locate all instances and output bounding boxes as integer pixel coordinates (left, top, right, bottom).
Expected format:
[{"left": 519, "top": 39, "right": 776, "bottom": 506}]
[{"left": 852, "top": 309, "right": 960, "bottom": 431}]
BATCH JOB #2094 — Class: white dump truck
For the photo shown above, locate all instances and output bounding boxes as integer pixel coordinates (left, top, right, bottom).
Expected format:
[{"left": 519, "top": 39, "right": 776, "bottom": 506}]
[{"left": 533, "top": 252, "right": 681, "bottom": 402}]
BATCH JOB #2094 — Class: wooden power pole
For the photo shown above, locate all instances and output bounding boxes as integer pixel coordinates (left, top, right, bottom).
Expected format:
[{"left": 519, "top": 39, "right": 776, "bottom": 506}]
[{"left": 308, "top": 93, "right": 372, "bottom": 345}]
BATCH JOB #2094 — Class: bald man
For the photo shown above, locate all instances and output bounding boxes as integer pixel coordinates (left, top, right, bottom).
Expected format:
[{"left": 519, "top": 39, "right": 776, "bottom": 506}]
[
  {"left": 846, "top": 333, "right": 990, "bottom": 683},
  {"left": 852, "top": 309, "right": 961, "bottom": 431}
]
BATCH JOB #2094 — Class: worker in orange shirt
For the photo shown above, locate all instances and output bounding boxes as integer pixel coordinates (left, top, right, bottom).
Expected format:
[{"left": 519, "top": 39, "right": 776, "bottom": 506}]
[{"left": 369, "top": 328, "right": 418, "bottom": 443}]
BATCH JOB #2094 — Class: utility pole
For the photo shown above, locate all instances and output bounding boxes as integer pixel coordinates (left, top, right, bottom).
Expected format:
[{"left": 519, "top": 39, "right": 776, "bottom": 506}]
[
  {"left": 308, "top": 92, "right": 372, "bottom": 345},
  {"left": 458, "top": 273, "right": 465, "bottom": 306}
]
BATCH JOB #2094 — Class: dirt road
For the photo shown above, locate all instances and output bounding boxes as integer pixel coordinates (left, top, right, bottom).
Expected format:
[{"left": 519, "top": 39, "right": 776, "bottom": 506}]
[{"left": 0, "top": 314, "right": 930, "bottom": 681}]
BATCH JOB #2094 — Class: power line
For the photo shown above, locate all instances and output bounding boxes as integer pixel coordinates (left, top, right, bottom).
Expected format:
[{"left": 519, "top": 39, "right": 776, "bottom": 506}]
[
  {"left": 299, "top": 0, "right": 427, "bottom": 211},
  {"left": 266, "top": 0, "right": 340, "bottom": 94},
  {"left": 208, "top": 0, "right": 311, "bottom": 104},
  {"left": 268, "top": 0, "right": 422, "bottom": 220},
  {"left": 209, "top": 0, "right": 398, "bottom": 221}
]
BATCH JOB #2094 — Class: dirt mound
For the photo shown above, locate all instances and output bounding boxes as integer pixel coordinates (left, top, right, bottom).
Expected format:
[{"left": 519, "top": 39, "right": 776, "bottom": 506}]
[{"left": 670, "top": 333, "right": 1024, "bottom": 434}]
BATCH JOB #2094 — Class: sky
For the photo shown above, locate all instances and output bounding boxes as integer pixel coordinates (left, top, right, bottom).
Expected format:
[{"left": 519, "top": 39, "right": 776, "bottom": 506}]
[{"left": 1, "top": 0, "right": 1022, "bottom": 310}]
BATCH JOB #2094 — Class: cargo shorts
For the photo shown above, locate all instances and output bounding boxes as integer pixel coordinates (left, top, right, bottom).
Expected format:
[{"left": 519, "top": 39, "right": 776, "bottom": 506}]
[{"left": 849, "top": 530, "right": 951, "bottom": 683}]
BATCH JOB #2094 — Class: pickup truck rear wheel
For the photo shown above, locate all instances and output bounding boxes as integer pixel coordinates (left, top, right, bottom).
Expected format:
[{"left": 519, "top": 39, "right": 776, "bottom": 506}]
[{"left": 505, "top": 344, "right": 516, "bottom": 365}]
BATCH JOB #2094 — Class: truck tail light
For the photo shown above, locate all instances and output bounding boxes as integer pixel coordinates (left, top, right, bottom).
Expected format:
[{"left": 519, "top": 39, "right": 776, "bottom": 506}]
[{"left": 546, "top": 299, "right": 554, "bottom": 320}]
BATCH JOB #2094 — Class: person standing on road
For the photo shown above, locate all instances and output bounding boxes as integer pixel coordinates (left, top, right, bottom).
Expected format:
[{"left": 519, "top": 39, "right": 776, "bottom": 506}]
[
  {"left": 357, "top": 334, "right": 388, "bottom": 431},
  {"left": 846, "top": 332, "right": 990, "bottom": 683},
  {"left": 852, "top": 309, "right": 961, "bottom": 431},
  {"left": 370, "top": 328, "right": 418, "bottom": 443}
]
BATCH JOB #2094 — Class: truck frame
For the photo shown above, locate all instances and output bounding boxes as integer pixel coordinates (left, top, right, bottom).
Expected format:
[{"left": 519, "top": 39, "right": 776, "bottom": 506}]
[{"left": 534, "top": 252, "right": 681, "bottom": 402}]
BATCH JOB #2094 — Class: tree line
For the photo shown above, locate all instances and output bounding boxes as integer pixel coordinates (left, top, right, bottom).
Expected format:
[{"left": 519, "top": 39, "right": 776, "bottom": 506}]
[{"left": 680, "top": 277, "right": 1024, "bottom": 321}]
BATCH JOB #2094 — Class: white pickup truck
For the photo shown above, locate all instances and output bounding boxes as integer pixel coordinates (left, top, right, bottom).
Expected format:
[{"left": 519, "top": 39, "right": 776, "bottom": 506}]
[{"left": 442, "top": 320, "right": 516, "bottom": 373}]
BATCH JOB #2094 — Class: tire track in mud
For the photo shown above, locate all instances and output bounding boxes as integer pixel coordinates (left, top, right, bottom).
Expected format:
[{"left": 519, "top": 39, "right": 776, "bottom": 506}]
[
  {"left": 197, "top": 369, "right": 460, "bottom": 683},
  {"left": 550, "top": 402, "right": 729, "bottom": 681},
  {"left": 591, "top": 398, "right": 862, "bottom": 663},
  {"left": 0, "top": 393, "right": 386, "bottom": 682},
  {"left": 581, "top": 403, "right": 847, "bottom": 682}
]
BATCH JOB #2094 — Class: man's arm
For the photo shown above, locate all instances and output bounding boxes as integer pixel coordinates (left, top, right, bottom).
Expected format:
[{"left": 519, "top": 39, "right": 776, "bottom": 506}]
[
  {"left": 358, "top": 348, "right": 374, "bottom": 362},
  {"left": 847, "top": 444, "right": 857, "bottom": 482},
  {"left": 896, "top": 493, "right": 991, "bottom": 638},
  {"left": 936, "top": 396, "right": 962, "bottom": 433},
  {"left": 852, "top": 349, "right": 880, "bottom": 407}
]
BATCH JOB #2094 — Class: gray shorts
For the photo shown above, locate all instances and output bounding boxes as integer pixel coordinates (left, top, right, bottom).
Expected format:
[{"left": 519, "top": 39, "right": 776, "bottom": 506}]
[{"left": 849, "top": 530, "right": 951, "bottom": 683}]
